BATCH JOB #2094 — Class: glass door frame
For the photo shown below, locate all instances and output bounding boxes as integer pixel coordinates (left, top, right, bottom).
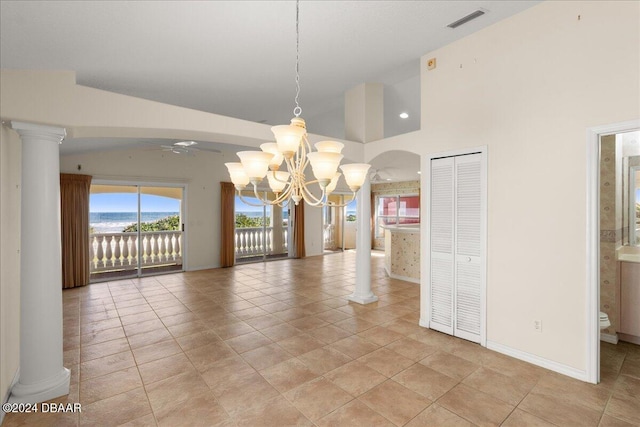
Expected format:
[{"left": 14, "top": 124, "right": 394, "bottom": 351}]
[{"left": 89, "top": 179, "right": 187, "bottom": 281}]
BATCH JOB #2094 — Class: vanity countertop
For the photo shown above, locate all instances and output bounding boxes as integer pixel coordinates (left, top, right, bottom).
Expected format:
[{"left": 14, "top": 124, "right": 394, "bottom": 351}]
[{"left": 617, "top": 245, "right": 640, "bottom": 263}]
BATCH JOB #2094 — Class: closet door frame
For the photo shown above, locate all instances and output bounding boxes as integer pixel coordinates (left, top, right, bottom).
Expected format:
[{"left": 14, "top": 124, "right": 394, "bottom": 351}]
[{"left": 420, "top": 146, "right": 487, "bottom": 347}]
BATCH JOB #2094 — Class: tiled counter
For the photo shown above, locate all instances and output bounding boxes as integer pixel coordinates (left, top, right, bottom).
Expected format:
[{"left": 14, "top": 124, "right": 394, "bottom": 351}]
[{"left": 383, "top": 225, "right": 420, "bottom": 283}]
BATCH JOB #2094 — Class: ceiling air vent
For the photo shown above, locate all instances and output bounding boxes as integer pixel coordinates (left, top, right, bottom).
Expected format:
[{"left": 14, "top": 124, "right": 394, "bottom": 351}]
[{"left": 447, "top": 9, "right": 486, "bottom": 29}]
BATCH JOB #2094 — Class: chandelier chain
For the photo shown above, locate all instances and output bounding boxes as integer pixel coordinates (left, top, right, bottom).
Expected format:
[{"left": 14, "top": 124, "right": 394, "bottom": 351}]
[{"left": 293, "top": 0, "right": 302, "bottom": 117}]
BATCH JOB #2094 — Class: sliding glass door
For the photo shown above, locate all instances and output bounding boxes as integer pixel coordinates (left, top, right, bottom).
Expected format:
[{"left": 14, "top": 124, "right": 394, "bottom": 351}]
[
  {"left": 235, "top": 191, "right": 289, "bottom": 262},
  {"left": 89, "top": 183, "right": 184, "bottom": 282}
]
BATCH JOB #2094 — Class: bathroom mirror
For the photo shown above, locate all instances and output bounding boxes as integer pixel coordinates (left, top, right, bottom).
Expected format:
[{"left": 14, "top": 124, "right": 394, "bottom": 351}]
[{"left": 631, "top": 165, "right": 640, "bottom": 246}]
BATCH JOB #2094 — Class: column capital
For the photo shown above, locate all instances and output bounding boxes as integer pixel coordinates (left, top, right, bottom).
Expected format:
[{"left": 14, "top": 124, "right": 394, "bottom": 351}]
[{"left": 10, "top": 121, "right": 66, "bottom": 143}]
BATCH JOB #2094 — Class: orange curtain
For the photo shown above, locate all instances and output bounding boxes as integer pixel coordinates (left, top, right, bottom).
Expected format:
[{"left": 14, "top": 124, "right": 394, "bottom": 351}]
[
  {"left": 60, "top": 173, "right": 92, "bottom": 288},
  {"left": 220, "top": 182, "right": 235, "bottom": 267},
  {"left": 293, "top": 202, "right": 305, "bottom": 258}
]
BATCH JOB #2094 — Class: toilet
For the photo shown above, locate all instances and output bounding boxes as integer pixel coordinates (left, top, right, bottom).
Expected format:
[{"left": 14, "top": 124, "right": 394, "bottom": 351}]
[{"left": 600, "top": 311, "right": 611, "bottom": 330}]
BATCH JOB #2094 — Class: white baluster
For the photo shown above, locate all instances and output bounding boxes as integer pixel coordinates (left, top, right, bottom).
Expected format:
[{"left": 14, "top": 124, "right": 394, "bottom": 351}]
[
  {"left": 96, "top": 235, "right": 105, "bottom": 268},
  {"left": 121, "top": 234, "right": 129, "bottom": 266},
  {"left": 105, "top": 235, "right": 114, "bottom": 267},
  {"left": 141, "top": 235, "right": 149, "bottom": 265},
  {"left": 89, "top": 235, "right": 97, "bottom": 271},
  {"left": 166, "top": 233, "right": 174, "bottom": 261},
  {"left": 113, "top": 234, "right": 123, "bottom": 267},
  {"left": 130, "top": 234, "right": 138, "bottom": 266}
]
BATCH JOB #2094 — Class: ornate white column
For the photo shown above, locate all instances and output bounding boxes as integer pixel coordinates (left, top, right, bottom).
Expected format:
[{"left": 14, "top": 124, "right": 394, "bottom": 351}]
[
  {"left": 9, "top": 121, "right": 70, "bottom": 404},
  {"left": 345, "top": 82, "right": 382, "bottom": 305},
  {"left": 348, "top": 175, "right": 378, "bottom": 304}
]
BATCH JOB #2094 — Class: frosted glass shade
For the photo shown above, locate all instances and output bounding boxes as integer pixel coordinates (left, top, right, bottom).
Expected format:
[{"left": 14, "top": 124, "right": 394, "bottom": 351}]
[
  {"left": 340, "top": 163, "right": 371, "bottom": 190},
  {"left": 266, "top": 171, "right": 290, "bottom": 193},
  {"left": 260, "top": 143, "right": 284, "bottom": 170},
  {"left": 225, "top": 162, "right": 250, "bottom": 187},
  {"left": 237, "top": 151, "right": 274, "bottom": 180},
  {"left": 271, "top": 124, "right": 306, "bottom": 156},
  {"left": 326, "top": 172, "right": 341, "bottom": 194},
  {"left": 307, "top": 152, "right": 343, "bottom": 183},
  {"left": 314, "top": 141, "right": 344, "bottom": 154}
]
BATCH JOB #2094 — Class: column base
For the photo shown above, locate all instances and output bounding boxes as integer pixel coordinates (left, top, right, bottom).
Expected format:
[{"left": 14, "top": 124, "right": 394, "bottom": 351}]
[
  {"left": 9, "top": 368, "right": 70, "bottom": 404},
  {"left": 348, "top": 293, "right": 378, "bottom": 305}
]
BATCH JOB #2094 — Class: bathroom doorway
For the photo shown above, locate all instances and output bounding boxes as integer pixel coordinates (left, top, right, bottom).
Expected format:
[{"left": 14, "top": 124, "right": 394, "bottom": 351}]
[{"left": 587, "top": 120, "right": 640, "bottom": 384}]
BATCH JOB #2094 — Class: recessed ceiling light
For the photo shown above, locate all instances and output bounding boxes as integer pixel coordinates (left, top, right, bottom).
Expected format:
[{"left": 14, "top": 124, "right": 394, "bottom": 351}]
[
  {"left": 417, "top": 171, "right": 421, "bottom": 174},
  {"left": 386, "top": 178, "right": 392, "bottom": 181},
  {"left": 399, "top": 112, "right": 409, "bottom": 119}
]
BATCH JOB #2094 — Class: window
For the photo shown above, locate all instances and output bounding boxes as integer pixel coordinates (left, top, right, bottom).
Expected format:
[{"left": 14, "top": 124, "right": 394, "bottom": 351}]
[{"left": 375, "top": 194, "right": 420, "bottom": 238}]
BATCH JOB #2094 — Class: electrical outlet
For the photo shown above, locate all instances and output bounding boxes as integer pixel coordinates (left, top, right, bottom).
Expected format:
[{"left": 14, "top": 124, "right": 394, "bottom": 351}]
[{"left": 534, "top": 320, "right": 542, "bottom": 332}]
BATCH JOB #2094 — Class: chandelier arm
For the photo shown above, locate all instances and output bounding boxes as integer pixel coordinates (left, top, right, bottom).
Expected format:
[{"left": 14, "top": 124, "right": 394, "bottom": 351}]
[
  {"left": 270, "top": 169, "right": 289, "bottom": 183},
  {"left": 273, "top": 185, "right": 294, "bottom": 205},
  {"left": 237, "top": 190, "right": 272, "bottom": 207},
  {"left": 324, "top": 192, "right": 357, "bottom": 208},
  {"left": 302, "top": 135, "right": 312, "bottom": 153},
  {"left": 300, "top": 182, "right": 326, "bottom": 206}
]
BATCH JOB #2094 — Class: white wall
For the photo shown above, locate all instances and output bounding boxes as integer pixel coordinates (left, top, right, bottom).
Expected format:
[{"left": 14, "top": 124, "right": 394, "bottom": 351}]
[
  {"left": 0, "top": 126, "right": 21, "bottom": 411},
  {"left": 365, "top": 1, "right": 640, "bottom": 376}
]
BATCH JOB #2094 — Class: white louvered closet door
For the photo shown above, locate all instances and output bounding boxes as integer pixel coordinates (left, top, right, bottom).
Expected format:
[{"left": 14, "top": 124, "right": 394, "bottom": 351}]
[
  {"left": 429, "top": 153, "right": 483, "bottom": 344},
  {"left": 429, "top": 157, "right": 455, "bottom": 335}
]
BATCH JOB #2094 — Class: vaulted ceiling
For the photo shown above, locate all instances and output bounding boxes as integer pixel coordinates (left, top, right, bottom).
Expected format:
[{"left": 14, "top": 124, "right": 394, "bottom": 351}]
[{"left": 1, "top": 1, "right": 540, "bottom": 145}]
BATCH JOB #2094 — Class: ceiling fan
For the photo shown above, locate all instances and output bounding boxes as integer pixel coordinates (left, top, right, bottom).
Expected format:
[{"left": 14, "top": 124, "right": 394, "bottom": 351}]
[
  {"left": 160, "top": 141, "right": 221, "bottom": 155},
  {"left": 370, "top": 168, "right": 394, "bottom": 183}
]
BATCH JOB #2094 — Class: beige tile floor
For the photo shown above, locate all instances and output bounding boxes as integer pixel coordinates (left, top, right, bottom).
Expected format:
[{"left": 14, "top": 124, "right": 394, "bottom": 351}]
[{"left": 3, "top": 252, "right": 639, "bottom": 426}]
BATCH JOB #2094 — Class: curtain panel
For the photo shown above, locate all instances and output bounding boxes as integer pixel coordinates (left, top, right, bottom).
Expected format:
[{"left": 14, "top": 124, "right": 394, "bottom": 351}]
[
  {"left": 370, "top": 191, "right": 376, "bottom": 249},
  {"left": 220, "top": 182, "right": 235, "bottom": 267},
  {"left": 293, "top": 202, "right": 305, "bottom": 258},
  {"left": 60, "top": 173, "right": 92, "bottom": 288}
]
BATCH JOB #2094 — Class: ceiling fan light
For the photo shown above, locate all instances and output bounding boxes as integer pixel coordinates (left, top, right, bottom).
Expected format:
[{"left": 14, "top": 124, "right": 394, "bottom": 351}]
[
  {"left": 260, "top": 143, "right": 284, "bottom": 170},
  {"left": 314, "top": 141, "right": 344, "bottom": 154},
  {"left": 237, "top": 151, "right": 274, "bottom": 181},
  {"left": 340, "top": 163, "right": 371, "bottom": 191}
]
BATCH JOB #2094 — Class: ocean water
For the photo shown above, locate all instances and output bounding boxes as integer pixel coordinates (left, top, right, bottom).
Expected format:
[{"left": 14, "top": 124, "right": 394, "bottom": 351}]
[{"left": 90, "top": 212, "right": 178, "bottom": 233}]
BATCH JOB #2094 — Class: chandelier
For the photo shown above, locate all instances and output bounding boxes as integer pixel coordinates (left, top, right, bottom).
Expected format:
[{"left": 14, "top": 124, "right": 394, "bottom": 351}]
[{"left": 225, "top": 0, "right": 370, "bottom": 207}]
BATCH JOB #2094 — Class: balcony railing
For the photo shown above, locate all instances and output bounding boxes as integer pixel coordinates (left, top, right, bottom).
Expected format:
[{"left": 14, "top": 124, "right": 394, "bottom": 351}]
[
  {"left": 324, "top": 224, "right": 337, "bottom": 250},
  {"left": 235, "top": 226, "right": 288, "bottom": 258},
  {"left": 90, "top": 231, "right": 182, "bottom": 273}
]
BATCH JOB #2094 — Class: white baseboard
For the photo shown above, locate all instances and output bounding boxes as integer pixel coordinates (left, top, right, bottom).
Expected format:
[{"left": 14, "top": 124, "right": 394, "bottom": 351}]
[
  {"left": 419, "top": 318, "right": 429, "bottom": 328},
  {"left": 388, "top": 272, "right": 420, "bottom": 284},
  {"left": 618, "top": 333, "right": 640, "bottom": 345},
  {"left": 600, "top": 332, "right": 619, "bottom": 344},
  {"left": 0, "top": 367, "right": 20, "bottom": 425},
  {"left": 487, "top": 340, "right": 589, "bottom": 382},
  {"left": 186, "top": 264, "right": 218, "bottom": 272}
]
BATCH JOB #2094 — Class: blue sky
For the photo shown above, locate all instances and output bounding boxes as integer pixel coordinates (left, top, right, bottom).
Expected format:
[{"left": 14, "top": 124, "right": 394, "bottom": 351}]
[{"left": 90, "top": 193, "right": 179, "bottom": 212}]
